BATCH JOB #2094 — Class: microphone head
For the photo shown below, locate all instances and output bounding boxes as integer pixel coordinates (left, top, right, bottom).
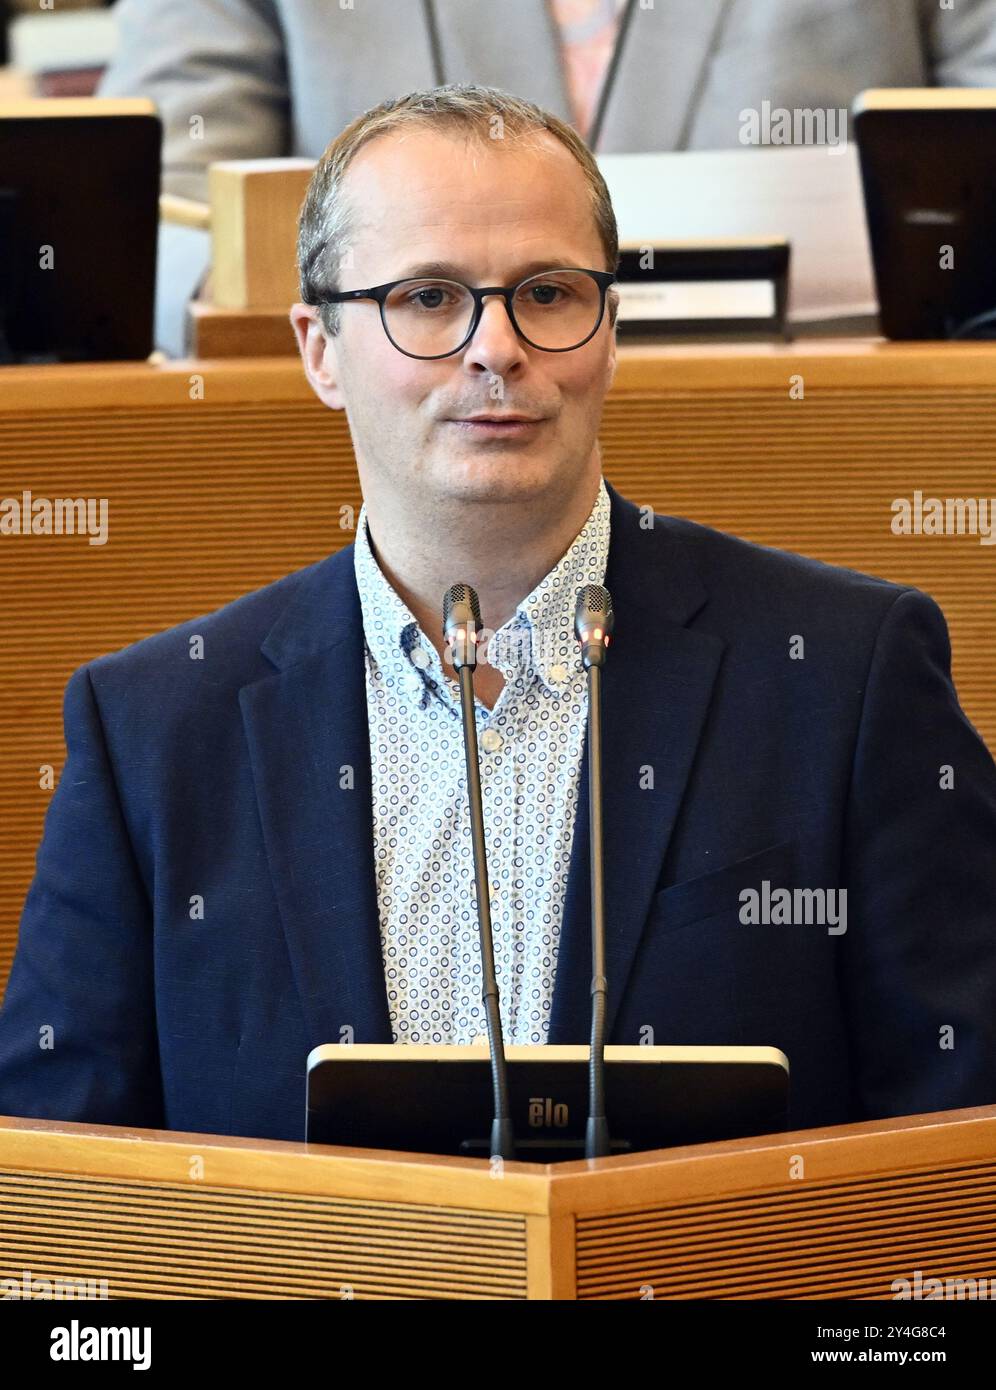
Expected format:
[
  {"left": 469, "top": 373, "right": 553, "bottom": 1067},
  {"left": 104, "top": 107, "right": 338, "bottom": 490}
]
[
  {"left": 574, "top": 584, "right": 614, "bottom": 668},
  {"left": 443, "top": 582, "right": 482, "bottom": 631},
  {"left": 443, "top": 582, "right": 483, "bottom": 671},
  {"left": 574, "top": 583, "right": 614, "bottom": 637}
]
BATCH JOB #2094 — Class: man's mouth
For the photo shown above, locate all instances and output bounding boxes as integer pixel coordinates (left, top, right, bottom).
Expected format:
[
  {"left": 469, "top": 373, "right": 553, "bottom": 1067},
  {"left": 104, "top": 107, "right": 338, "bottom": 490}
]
[{"left": 445, "top": 414, "right": 548, "bottom": 436}]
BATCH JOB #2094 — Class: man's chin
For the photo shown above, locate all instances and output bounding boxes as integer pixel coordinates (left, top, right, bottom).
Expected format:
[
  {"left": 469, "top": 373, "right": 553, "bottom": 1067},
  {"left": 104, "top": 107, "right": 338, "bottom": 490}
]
[{"left": 429, "top": 449, "right": 562, "bottom": 501}]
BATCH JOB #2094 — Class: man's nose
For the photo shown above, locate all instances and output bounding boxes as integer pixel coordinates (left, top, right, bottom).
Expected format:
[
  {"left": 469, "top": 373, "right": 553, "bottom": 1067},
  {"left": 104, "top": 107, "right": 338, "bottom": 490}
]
[{"left": 461, "top": 294, "right": 527, "bottom": 374}]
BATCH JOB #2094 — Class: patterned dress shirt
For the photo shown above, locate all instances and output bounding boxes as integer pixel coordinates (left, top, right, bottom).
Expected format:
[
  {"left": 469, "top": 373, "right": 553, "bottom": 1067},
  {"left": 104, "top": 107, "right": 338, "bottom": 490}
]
[{"left": 352, "top": 477, "right": 612, "bottom": 1044}]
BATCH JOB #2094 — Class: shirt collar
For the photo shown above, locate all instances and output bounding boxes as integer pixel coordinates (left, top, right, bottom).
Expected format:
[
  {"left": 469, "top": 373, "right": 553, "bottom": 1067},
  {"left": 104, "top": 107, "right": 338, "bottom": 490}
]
[{"left": 354, "top": 476, "right": 612, "bottom": 712}]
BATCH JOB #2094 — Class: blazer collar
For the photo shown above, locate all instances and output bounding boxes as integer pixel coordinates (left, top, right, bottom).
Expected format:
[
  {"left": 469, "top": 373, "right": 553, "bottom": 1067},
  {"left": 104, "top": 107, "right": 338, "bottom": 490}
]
[
  {"left": 243, "top": 481, "right": 723, "bottom": 1049},
  {"left": 259, "top": 479, "right": 710, "bottom": 673}
]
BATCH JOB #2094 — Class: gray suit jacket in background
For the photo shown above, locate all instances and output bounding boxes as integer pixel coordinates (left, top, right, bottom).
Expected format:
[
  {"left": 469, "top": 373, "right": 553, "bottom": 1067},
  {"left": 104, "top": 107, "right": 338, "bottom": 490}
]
[{"left": 95, "top": 0, "right": 996, "bottom": 355}]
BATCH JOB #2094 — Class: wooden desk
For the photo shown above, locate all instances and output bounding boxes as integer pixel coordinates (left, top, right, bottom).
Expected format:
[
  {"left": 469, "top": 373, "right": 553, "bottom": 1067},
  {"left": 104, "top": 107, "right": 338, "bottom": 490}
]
[
  {"left": 2, "top": 1104, "right": 995, "bottom": 1299},
  {"left": 1, "top": 340, "right": 995, "bottom": 990}
]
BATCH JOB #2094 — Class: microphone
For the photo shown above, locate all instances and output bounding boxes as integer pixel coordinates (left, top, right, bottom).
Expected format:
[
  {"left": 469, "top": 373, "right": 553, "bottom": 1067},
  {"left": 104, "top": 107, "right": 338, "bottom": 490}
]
[
  {"left": 574, "top": 584, "right": 615, "bottom": 1159},
  {"left": 442, "top": 583, "right": 515, "bottom": 1161}
]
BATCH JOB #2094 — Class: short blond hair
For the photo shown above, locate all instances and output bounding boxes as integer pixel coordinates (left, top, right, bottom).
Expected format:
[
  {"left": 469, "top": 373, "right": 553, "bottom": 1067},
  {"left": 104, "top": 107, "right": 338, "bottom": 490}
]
[{"left": 297, "top": 83, "right": 619, "bottom": 335}]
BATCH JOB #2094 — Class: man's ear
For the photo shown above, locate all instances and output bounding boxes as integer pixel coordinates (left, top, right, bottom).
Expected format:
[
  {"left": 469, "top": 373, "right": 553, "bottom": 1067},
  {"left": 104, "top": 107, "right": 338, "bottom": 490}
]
[{"left": 288, "top": 303, "right": 345, "bottom": 410}]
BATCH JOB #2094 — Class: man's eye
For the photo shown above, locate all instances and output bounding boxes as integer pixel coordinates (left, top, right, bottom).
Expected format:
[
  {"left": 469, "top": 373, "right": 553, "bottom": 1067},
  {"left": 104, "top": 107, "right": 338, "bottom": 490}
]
[
  {"left": 408, "top": 285, "right": 452, "bottom": 309},
  {"left": 524, "top": 283, "right": 566, "bottom": 305}
]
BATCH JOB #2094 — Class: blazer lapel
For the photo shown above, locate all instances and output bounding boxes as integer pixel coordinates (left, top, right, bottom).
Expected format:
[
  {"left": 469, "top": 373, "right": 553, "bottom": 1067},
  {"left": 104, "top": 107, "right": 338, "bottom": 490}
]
[
  {"left": 433, "top": 0, "right": 733, "bottom": 152},
  {"left": 240, "top": 549, "right": 393, "bottom": 1050},
  {"left": 432, "top": 0, "right": 572, "bottom": 120},
  {"left": 548, "top": 483, "right": 725, "bottom": 1042},
  {"left": 597, "top": 0, "right": 734, "bottom": 152}
]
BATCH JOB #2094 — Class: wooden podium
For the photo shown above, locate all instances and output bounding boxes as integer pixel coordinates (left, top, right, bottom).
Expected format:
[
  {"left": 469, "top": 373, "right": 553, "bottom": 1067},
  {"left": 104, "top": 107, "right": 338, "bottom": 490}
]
[{"left": 2, "top": 1106, "right": 995, "bottom": 1299}]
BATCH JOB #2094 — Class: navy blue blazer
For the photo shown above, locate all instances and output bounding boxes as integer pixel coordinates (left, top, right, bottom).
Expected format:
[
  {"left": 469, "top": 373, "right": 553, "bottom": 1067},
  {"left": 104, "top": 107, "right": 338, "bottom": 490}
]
[{"left": 2, "top": 480, "right": 995, "bottom": 1142}]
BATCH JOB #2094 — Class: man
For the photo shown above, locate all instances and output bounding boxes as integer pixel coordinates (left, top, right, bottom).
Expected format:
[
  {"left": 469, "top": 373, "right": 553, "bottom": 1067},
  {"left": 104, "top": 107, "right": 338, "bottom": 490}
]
[
  {"left": 1, "top": 85, "right": 995, "bottom": 1145},
  {"left": 95, "top": 0, "right": 996, "bottom": 353}
]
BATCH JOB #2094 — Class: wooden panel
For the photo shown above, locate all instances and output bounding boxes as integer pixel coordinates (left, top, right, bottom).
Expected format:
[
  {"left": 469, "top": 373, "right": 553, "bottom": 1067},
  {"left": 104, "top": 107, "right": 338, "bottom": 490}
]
[
  {"left": 0, "top": 1172, "right": 527, "bottom": 1299},
  {"left": 575, "top": 1163, "right": 996, "bottom": 1299},
  {"left": 188, "top": 300, "right": 298, "bottom": 357},
  {"left": 0, "top": 1115, "right": 549, "bottom": 1209},
  {"left": 3, "top": 1107, "right": 995, "bottom": 1300},
  {"left": 558, "top": 1105, "right": 996, "bottom": 1300},
  {"left": 0, "top": 1118, "right": 535, "bottom": 1299},
  {"left": 190, "top": 301, "right": 298, "bottom": 357},
  {"left": 2, "top": 344, "right": 995, "bottom": 999}
]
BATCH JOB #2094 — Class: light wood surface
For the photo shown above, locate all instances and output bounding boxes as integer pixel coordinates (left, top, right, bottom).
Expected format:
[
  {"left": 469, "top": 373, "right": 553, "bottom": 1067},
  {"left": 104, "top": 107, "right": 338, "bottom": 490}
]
[
  {"left": 0, "top": 68, "right": 33, "bottom": 102},
  {"left": 189, "top": 300, "right": 297, "bottom": 356},
  {"left": 1, "top": 340, "right": 994, "bottom": 1000},
  {"left": 159, "top": 193, "right": 211, "bottom": 231},
  {"left": 0, "top": 96, "right": 154, "bottom": 118},
  {"left": 188, "top": 299, "right": 298, "bottom": 356},
  {"left": 208, "top": 159, "right": 314, "bottom": 310},
  {"left": 1, "top": 1105, "right": 994, "bottom": 1299}
]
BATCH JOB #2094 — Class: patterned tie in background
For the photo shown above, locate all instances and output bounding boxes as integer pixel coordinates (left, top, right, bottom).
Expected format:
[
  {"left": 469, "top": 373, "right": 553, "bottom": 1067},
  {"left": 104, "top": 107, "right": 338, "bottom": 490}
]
[{"left": 548, "top": 0, "right": 627, "bottom": 145}]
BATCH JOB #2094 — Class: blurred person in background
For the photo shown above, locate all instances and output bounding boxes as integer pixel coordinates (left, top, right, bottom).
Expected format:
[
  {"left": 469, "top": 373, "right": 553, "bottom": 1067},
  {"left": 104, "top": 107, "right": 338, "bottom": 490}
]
[{"left": 95, "top": 0, "right": 996, "bottom": 354}]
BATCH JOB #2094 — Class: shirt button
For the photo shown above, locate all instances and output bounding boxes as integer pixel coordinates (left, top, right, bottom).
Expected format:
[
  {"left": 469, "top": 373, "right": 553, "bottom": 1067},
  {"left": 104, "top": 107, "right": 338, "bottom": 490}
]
[
  {"left": 549, "top": 663, "right": 569, "bottom": 683},
  {"left": 481, "top": 728, "right": 503, "bottom": 753},
  {"left": 410, "top": 645, "right": 431, "bottom": 670}
]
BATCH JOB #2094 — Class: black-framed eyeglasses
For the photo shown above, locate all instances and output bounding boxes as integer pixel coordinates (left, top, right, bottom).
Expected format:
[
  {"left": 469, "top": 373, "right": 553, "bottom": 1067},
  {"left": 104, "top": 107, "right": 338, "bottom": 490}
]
[{"left": 312, "top": 267, "right": 617, "bottom": 359}]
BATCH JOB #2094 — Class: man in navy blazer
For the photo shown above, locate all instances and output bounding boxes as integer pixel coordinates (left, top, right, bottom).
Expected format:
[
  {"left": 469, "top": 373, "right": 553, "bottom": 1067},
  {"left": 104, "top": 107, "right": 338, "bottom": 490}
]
[{"left": 2, "top": 85, "right": 996, "bottom": 1143}]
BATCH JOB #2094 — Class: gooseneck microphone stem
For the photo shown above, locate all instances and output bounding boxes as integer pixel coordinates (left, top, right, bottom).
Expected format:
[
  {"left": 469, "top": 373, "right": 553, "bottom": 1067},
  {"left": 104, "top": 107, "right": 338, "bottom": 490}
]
[
  {"left": 456, "top": 663, "right": 515, "bottom": 1161},
  {"left": 575, "top": 583, "right": 615, "bottom": 1161},
  {"left": 444, "top": 583, "right": 515, "bottom": 1162},
  {"left": 585, "top": 661, "right": 610, "bottom": 1159}
]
